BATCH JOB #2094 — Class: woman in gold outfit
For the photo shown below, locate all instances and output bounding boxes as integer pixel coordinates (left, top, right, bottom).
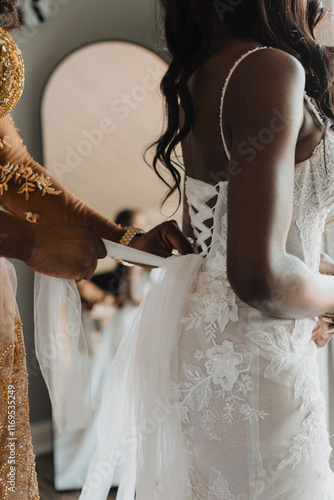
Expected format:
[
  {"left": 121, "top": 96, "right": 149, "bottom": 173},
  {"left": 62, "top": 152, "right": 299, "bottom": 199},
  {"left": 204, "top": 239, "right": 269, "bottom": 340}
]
[{"left": 0, "top": 2, "right": 192, "bottom": 498}]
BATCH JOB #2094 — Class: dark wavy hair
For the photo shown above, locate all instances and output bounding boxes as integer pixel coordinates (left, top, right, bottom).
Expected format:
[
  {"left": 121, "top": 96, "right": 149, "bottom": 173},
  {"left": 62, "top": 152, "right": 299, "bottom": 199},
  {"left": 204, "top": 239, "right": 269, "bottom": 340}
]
[
  {"left": 0, "top": 0, "right": 19, "bottom": 30},
  {"left": 151, "top": 0, "right": 334, "bottom": 204}
]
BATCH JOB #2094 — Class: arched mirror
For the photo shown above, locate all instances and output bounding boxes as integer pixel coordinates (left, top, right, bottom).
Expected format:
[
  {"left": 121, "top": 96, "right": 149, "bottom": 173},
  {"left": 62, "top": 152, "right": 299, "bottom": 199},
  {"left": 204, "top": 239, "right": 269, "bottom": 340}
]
[{"left": 41, "top": 40, "right": 180, "bottom": 491}]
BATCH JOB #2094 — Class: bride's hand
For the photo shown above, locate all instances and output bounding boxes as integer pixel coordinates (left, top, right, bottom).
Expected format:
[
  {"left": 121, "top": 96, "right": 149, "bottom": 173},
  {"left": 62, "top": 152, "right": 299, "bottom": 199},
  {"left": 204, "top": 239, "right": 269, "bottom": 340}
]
[
  {"left": 319, "top": 252, "right": 334, "bottom": 275},
  {"left": 129, "top": 220, "right": 193, "bottom": 258},
  {"left": 312, "top": 316, "right": 334, "bottom": 348},
  {"left": 315, "top": 252, "right": 334, "bottom": 347}
]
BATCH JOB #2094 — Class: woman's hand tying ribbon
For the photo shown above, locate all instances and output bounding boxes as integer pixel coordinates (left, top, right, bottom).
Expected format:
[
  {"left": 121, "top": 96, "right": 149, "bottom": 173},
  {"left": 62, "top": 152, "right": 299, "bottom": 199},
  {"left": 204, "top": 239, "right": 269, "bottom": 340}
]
[
  {"left": 129, "top": 220, "right": 193, "bottom": 259},
  {"left": 25, "top": 222, "right": 107, "bottom": 280},
  {"left": 33, "top": 238, "right": 176, "bottom": 434}
]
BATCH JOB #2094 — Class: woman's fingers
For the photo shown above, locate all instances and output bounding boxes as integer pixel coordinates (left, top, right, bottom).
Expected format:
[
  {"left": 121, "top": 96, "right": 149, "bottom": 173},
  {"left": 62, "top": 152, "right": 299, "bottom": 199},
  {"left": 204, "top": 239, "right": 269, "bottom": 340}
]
[
  {"left": 319, "top": 252, "right": 334, "bottom": 275},
  {"left": 27, "top": 224, "right": 105, "bottom": 280},
  {"left": 311, "top": 324, "right": 320, "bottom": 340},
  {"left": 83, "top": 257, "right": 98, "bottom": 281},
  {"left": 160, "top": 220, "right": 194, "bottom": 255},
  {"left": 128, "top": 220, "right": 193, "bottom": 259},
  {"left": 97, "top": 237, "right": 107, "bottom": 259},
  {"left": 312, "top": 316, "right": 334, "bottom": 348}
]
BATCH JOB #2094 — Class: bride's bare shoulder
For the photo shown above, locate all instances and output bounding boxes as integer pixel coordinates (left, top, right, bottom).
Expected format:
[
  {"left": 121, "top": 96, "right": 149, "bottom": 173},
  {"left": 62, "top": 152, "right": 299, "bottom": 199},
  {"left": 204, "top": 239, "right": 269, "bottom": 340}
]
[
  {"left": 197, "top": 42, "right": 305, "bottom": 103},
  {"left": 221, "top": 46, "right": 306, "bottom": 120},
  {"left": 213, "top": 43, "right": 305, "bottom": 83}
]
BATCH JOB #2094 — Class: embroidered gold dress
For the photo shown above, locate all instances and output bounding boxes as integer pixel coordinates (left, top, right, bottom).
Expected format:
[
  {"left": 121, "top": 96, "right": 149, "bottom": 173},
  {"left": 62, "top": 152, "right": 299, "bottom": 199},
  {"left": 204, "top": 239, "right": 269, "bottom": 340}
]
[{"left": 0, "top": 26, "right": 49, "bottom": 500}]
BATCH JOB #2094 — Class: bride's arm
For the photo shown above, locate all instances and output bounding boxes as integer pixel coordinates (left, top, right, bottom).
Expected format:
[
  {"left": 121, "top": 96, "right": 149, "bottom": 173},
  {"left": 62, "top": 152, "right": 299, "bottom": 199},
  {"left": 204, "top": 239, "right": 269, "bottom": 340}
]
[{"left": 224, "top": 48, "right": 334, "bottom": 319}]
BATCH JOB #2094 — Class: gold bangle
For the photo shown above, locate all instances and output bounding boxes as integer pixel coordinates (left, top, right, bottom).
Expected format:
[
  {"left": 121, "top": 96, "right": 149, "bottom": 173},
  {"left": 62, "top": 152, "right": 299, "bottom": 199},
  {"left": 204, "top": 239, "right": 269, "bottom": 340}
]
[{"left": 115, "top": 226, "right": 145, "bottom": 266}]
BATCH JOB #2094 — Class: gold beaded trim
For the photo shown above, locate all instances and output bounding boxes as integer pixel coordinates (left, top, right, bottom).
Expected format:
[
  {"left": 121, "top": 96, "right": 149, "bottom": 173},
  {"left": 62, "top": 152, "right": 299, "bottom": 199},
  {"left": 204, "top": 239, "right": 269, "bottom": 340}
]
[
  {"left": 0, "top": 378, "right": 8, "bottom": 432},
  {"left": 0, "top": 27, "right": 25, "bottom": 118},
  {"left": 115, "top": 226, "right": 144, "bottom": 266},
  {"left": 0, "top": 163, "right": 61, "bottom": 200},
  {"left": 0, "top": 135, "right": 11, "bottom": 149},
  {"left": 25, "top": 211, "right": 40, "bottom": 223}
]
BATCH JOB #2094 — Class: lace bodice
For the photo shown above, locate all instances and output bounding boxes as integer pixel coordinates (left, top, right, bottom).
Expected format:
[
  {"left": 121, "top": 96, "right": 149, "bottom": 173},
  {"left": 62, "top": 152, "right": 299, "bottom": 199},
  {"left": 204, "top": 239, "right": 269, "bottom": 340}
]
[{"left": 186, "top": 126, "right": 334, "bottom": 273}]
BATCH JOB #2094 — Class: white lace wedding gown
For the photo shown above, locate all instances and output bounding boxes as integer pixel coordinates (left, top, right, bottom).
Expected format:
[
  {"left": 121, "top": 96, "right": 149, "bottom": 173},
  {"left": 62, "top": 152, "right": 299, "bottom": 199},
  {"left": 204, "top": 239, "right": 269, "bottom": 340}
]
[{"left": 80, "top": 48, "right": 334, "bottom": 500}]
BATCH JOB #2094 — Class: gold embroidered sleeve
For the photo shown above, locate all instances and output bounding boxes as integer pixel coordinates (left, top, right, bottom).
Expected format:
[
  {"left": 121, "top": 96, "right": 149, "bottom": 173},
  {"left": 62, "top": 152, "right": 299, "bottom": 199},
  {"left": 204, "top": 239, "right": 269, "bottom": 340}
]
[
  {"left": 0, "top": 116, "right": 119, "bottom": 238},
  {"left": 0, "top": 163, "right": 61, "bottom": 201},
  {"left": 0, "top": 136, "right": 10, "bottom": 150}
]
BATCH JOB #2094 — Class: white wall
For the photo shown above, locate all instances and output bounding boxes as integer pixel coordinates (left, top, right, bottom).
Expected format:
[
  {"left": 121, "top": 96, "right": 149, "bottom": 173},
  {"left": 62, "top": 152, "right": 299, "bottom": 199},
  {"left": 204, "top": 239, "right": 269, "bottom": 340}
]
[{"left": 11, "top": 0, "right": 159, "bottom": 424}]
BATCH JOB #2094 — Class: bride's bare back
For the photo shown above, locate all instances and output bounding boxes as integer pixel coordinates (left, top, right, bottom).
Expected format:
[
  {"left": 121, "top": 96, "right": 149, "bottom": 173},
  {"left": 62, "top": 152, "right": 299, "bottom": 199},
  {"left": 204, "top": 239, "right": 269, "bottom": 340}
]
[{"left": 181, "top": 36, "right": 334, "bottom": 322}]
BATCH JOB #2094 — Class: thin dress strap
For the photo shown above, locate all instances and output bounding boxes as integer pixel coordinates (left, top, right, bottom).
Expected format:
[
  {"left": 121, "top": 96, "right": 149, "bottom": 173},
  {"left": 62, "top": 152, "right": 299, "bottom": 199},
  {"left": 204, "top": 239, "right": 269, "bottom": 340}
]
[
  {"left": 303, "top": 92, "right": 325, "bottom": 127},
  {"left": 220, "top": 46, "right": 270, "bottom": 160}
]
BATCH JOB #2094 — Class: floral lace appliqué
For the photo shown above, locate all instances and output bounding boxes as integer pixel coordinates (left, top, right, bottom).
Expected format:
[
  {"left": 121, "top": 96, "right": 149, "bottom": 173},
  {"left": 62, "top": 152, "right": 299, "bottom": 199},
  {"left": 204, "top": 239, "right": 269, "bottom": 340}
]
[
  {"left": 293, "top": 134, "right": 334, "bottom": 271},
  {"left": 182, "top": 257, "right": 238, "bottom": 343},
  {"left": 193, "top": 467, "right": 236, "bottom": 500},
  {"left": 246, "top": 324, "right": 297, "bottom": 379},
  {"left": 199, "top": 410, "right": 221, "bottom": 441},
  {"left": 247, "top": 321, "right": 331, "bottom": 470},
  {"left": 181, "top": 340, "right": 267, "bottom": 427},
  {"left": 278, "top": 398, "right": 328, "bottom": 470}
]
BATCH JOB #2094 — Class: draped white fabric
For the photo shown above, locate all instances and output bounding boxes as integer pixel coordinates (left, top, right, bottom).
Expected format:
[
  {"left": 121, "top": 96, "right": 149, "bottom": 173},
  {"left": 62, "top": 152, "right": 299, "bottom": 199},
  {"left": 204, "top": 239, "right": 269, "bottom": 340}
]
[
  {"left": 78, "top": 252, "right": 202, "bottom": 500},
  {"left": 34, "top": 273, "right": 92, "bottom": 434},
  {"left": 33, "top": 241, "right": 172, "bottom": 434}
]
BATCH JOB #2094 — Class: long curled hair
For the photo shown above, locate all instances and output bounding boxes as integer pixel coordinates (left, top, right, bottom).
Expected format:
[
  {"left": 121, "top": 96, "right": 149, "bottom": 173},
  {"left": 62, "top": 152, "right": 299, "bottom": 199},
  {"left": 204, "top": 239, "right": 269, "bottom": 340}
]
[
  {"left": 0, "top": 0, "right": 19, "bottom": 30},
  {"left": 151, "top": 0, "right": 334, "bottom": 203}
]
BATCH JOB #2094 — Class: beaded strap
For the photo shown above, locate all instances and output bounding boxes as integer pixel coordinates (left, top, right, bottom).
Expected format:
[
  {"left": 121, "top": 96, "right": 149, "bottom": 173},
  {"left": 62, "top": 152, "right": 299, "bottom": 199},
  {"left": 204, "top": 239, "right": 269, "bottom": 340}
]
[{"left": 220, "top": 46, "right": 270, "bottom": 160}]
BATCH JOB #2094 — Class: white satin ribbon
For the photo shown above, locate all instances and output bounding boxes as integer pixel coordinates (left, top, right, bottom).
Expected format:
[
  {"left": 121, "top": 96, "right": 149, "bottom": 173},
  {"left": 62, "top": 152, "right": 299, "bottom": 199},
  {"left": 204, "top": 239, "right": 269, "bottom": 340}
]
[{"left": 34, "top": 240, "right": 166, "bottom": 434}]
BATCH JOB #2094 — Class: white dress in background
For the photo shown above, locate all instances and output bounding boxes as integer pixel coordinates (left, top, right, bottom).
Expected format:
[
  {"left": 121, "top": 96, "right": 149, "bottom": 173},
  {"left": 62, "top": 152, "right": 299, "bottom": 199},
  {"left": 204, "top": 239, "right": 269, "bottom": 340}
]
[{"left": 80, "top": 48, "right": 334, "bottom": 500}]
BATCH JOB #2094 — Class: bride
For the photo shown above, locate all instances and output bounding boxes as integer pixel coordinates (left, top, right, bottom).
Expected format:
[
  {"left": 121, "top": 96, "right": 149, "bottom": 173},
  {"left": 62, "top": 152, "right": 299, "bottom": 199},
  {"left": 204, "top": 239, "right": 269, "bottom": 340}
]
[{"left": 81, "top": 1, "right": 334, "bottom": 499}]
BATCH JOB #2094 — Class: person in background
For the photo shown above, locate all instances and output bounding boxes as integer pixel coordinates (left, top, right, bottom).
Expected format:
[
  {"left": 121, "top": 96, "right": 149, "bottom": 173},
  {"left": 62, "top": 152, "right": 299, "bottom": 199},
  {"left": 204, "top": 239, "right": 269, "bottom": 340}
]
[{"left": 92, "top": 209, "right": 152, "bottom": 306}]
